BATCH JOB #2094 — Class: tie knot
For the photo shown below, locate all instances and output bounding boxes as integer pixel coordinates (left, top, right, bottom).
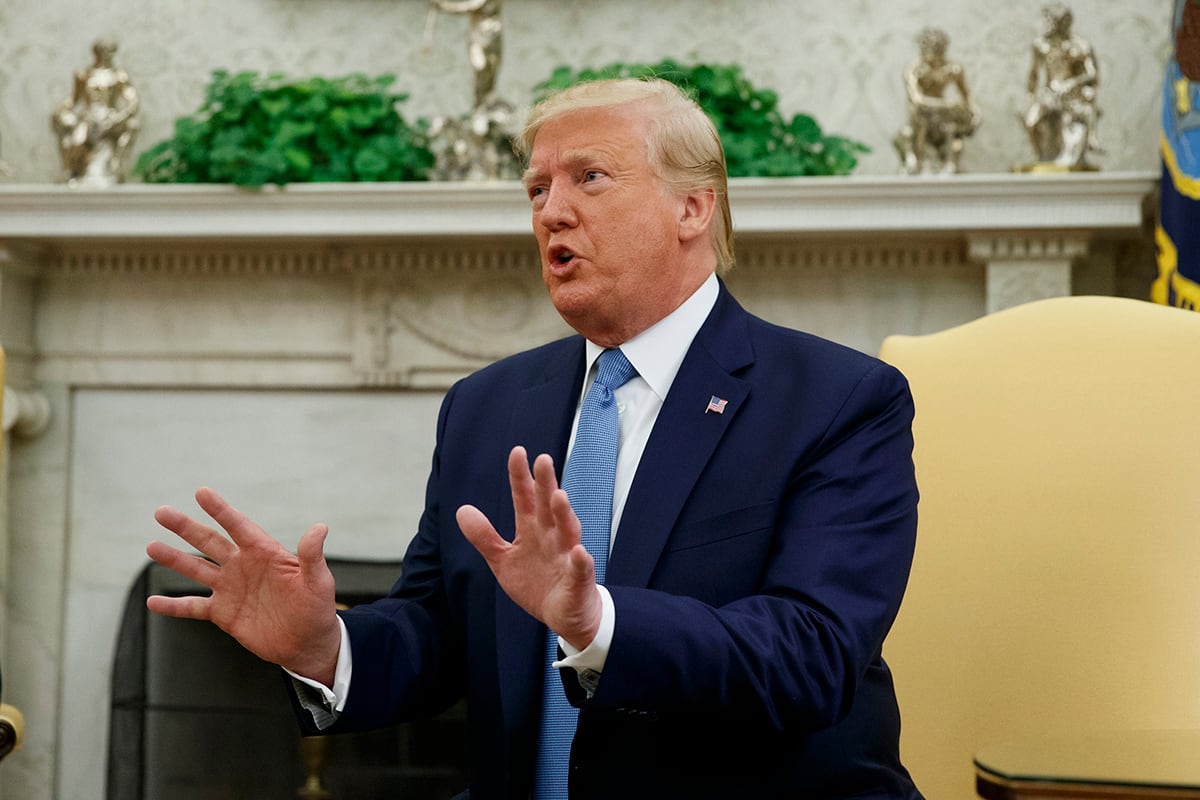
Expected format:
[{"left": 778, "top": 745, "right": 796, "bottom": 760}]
[{"left": 595, "top": 348, "right": 636, "bottom": 392}]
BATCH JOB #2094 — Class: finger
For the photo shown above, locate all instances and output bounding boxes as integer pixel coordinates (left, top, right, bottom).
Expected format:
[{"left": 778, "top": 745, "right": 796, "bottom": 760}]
[
  {"left": 154, "top": 504, "right": 236, "bottom": 564},
  {"left": 566, "top": 543, "right": 596, "bottom": 586},
  {"left": 456, "top": 504, "right": 509, "bottom": 563},
  {"left": 507, "top": 446, "right": 536, "bottom": 519},
  {"left": 146, "top": 592, "right": 211, "bottom": 621},
  {"left": 296, "top": 522, "right": 331, "bottom": 590},
  {"left": 194, "top": 487, "right": 269, "bottom": 549},
  {"left": 531, "top": 454, "right": 561, "bottom": 530},
  {"left": 146, "top": 539, "right": 221, "bottom": 588},
  {"left": 549, "top": 485, "right": 582, "bottom": 551}
]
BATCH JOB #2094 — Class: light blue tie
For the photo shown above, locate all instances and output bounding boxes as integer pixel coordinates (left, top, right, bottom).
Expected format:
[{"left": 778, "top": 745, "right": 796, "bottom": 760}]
[{"left": 533, "top": 348, "right": 636, "bottom": 799}]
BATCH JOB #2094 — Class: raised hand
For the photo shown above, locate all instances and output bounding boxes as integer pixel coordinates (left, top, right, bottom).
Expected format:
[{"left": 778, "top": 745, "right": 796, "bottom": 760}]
[
  {"left": 456, "top": 446, "right": 603, "bottom": 651},
  {"left": 146, "top": 487, "right": 342, "bottom": 687}
]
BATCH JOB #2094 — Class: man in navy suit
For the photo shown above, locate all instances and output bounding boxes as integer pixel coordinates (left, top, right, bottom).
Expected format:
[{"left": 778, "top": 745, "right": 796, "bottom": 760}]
[{"left": 147, "top": 78, "right": 923, "bottom": 799}]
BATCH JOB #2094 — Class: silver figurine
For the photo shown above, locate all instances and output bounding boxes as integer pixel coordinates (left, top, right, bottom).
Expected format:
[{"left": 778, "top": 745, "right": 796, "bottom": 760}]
[
  {"left": 50, "top": 39, "right": 141, "bottom": 187},
  {"left": 894, "top": 28, "right": 981, "bottom": 175},
  {"left": 1018, "top": 4, "right": 1102, "bottom": 171},
  {"left": 425, "top": 0, "right": 519, "bottom": 181}
]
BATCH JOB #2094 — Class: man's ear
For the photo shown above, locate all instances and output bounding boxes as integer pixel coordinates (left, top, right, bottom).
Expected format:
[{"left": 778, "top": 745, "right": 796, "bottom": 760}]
[{"left": 678, "top": 187, "right": 717, "bottom": 243}]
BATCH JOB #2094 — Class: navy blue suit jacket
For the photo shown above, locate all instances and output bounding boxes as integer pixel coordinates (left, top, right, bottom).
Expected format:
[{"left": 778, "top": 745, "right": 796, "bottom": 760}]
[{"left": 318, "top": 284, "right": 922, "bottom": 800}]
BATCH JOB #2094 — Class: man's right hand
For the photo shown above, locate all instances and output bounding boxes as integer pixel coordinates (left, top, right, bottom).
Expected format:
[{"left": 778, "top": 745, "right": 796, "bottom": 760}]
[
  {"left": 456, "top": 447, "right": 604, "bottom": 652},
  {"left": 146, "top": 487, "right": 342, "bottom": 688}
]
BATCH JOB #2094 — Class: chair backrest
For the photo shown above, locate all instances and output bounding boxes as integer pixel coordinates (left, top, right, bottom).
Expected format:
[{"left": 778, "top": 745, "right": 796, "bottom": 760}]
[{"left": 879, "top": 296, "right": 1200, "bottom": 800}]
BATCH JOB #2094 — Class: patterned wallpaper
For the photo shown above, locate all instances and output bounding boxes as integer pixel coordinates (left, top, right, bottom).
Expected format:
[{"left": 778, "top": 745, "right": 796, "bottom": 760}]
[{"left": 0, "top": 0, "right": 1173, "bottom": 183}]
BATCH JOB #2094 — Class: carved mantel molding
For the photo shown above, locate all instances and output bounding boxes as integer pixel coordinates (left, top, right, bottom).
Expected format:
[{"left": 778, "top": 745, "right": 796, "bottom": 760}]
[
  {"left": 0, "top": 171, "right": 1156, "bottom": 391},
  {"left": 1, "top": 387, "right": 51, "bottom": 437}
]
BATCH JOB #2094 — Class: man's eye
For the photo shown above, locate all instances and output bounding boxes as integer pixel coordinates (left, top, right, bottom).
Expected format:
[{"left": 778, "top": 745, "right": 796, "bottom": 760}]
[
  {"left": 528, "top": 185, "right": 546, "bottom": 200},
  {"left": 583, "top": 170, "right": 603, "bottom": 182}
]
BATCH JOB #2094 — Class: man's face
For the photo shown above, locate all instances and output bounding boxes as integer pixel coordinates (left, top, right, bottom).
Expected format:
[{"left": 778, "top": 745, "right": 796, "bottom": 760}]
[{"left": 524, "top": 103, "right": 705, "bottom": 346}]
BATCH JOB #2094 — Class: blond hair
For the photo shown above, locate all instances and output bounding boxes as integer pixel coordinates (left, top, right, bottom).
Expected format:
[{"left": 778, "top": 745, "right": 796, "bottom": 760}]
[{"left": 516, "top": 78, "right": 735, "bottom": 274}]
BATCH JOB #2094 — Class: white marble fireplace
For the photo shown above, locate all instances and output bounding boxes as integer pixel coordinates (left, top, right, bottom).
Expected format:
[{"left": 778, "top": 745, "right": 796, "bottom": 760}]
[{"left": 0, "top": 171, "right": 1155, "bottom": 800}]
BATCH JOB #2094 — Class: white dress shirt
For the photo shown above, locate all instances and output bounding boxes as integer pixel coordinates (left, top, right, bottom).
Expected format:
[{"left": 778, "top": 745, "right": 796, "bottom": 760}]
[
  {"left": 294, "top": 273, "right": 720, "bottom": 723},
  {"left": 553, "top": 273, "right": 719, "bottom": 677}
]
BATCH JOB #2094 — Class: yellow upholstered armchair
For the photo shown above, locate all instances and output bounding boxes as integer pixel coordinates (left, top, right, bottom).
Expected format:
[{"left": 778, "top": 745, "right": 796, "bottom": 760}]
[
  {"left": 879, "top": 296, "right": 1200, "bottom": 799},
  {"left": 0, "top": 345, "right": 25, "bottom": 763}
]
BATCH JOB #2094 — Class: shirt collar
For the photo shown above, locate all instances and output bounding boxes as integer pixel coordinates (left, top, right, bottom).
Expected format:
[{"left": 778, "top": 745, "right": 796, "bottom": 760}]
[{"left": 582, "top": 273, "right": 719, "bottom": 402}]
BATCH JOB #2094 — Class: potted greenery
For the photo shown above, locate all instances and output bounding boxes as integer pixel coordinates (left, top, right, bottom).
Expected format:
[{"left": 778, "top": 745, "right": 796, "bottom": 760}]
[
  {"left": 532, "top": 59, "right": 869, "bottom": 177},
  {"left": 136, "top": 61, "right": 864, "bottom": 186},
  {"left": 134, "top": 70, "right": 435, "bottom": 187}
]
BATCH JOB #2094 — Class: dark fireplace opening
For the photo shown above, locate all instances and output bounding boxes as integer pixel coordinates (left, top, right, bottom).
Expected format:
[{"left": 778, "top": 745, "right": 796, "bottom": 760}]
[{"left": 108, "top": 559, "right": 469, "bottom": 800}]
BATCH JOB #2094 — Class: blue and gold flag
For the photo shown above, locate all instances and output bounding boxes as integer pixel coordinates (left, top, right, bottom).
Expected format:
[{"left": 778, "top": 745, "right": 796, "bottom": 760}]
[{"left": 1156, "top": 0, "right": 1200, "bottom": 309}]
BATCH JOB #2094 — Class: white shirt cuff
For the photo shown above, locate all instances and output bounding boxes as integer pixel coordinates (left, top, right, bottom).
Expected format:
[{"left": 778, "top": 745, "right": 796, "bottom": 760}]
[
  {"left": 286, "top": 615, "right": 353, "bottom": 728},
  {"left": 552, "top": 584, "right": 614, "bottom": 691}
]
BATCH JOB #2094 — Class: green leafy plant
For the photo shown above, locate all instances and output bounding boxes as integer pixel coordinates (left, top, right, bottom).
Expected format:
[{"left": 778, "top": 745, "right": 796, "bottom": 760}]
[
  {"left": 532, "top": 59, "right": 869, "bottom": 177},
  {"left": 135, "top": 70, "right": 435, "bottom": 186}
]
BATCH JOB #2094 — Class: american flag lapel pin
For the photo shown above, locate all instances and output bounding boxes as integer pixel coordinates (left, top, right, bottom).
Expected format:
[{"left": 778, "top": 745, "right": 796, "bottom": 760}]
[{"left": 705, "top": 395, "right": 728, "bottom": 414}]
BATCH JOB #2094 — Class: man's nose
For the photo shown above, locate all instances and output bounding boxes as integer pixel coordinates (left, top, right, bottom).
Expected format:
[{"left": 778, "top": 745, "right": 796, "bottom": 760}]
[{"left": 537, "top": 183, "right": 579, "bottom": 229}]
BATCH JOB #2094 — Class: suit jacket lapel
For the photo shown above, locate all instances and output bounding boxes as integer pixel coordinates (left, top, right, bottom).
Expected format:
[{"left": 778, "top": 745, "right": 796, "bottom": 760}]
[
  {"left": 506, "top": 337, "right": 586, "bottom": 519},
  {"left": 607, "top": 287, "right": 755, "bottom": 588},
  {"left": 494, "top": 338, "right": 585, "bottom": 745}
]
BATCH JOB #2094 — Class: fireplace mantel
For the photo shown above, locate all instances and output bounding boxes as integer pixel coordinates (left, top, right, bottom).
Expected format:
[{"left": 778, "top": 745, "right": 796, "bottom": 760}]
[
  {"left": 0, "top": 171, "right": 1156, "bottom": 239},
  {"left": 0, "top": 171, "right": 1157, "bottom": 394}
]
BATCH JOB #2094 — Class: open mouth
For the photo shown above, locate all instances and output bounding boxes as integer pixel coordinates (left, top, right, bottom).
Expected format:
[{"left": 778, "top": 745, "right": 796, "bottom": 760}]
[{"left": 548, "top": 245, "right": 576, "bottom": 268}]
